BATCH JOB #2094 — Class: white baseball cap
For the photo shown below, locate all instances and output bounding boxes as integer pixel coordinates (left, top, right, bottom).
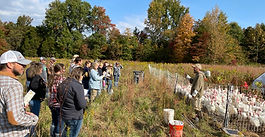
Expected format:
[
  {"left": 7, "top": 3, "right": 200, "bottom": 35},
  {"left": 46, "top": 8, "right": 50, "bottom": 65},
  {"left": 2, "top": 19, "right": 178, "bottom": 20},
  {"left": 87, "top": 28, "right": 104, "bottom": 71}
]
[
  {"left": 0, "top": 50, "right": 31, "bottom": 65},
  {"left": 73, "top": 54, "right": 79, "bottom": 58},
  {"left": 40, "top": 57, "right": 46, "bottom": 61},
  {"left": 51, "top": 57, "right": 56, "bottom": 61}
]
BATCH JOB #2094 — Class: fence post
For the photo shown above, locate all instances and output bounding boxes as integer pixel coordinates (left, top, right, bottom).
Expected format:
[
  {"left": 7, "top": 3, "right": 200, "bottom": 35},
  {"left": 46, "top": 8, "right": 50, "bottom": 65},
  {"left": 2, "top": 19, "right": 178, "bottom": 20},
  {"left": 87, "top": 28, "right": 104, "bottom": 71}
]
[
  {"left": 223, "top": 84, "right": 232, "bottom": 128},
  {"left": 148, "top": 64, "right": 151, "bottom": 74},
  {"left": 174, "top": 73, "right": 178, "bottom": 94}
]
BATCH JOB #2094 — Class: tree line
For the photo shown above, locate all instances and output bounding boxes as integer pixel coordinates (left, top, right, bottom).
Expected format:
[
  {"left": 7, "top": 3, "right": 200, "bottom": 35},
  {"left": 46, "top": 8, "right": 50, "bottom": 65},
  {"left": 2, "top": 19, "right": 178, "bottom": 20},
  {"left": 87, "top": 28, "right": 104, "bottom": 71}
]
[{"left": 0, "top": 0, "right": 265, "bottom": 64}]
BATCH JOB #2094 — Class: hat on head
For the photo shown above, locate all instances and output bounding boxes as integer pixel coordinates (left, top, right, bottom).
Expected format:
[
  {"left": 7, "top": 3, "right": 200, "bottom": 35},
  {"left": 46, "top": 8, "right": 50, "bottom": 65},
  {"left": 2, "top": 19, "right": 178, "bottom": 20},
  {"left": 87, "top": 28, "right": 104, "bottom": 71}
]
[
  {"left": 51, "top": 57, "right": 56, "bottom": 61},
  {"left": 0, "top": 50, "right": 31, "bottom": 65},
  {"left": 40, "top": 57, "right": 46, "bottom": 61},
  {"left": 73, "top": 54, "right": 79, "bottom": 58},
  {"left": 192, "top": 63, "right": 202, "bottom": 70}
]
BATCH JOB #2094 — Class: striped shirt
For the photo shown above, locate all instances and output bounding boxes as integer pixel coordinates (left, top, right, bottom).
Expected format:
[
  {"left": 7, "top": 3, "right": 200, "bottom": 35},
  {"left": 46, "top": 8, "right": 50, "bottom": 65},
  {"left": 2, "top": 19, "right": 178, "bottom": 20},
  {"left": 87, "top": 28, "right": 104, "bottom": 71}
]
[{"left": 0, "top": 72, "right": 38, "bottom": 137}]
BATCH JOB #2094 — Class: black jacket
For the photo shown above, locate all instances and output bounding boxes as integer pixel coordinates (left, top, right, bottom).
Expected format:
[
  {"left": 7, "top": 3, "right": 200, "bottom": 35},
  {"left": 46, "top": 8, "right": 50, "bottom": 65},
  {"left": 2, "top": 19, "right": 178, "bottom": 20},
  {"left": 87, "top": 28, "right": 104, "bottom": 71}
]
[
  {"left": 98, "top": 68, "right": 103, "bottom": 76},
  {"left": 82, "top": 67, "right": 90, "bottom": 89},
  {"left": 29, "top": 74, "right": 46, "bottom": 100},
  {"left": 58, "top": 78, "right": 87, "bottom": 120}
]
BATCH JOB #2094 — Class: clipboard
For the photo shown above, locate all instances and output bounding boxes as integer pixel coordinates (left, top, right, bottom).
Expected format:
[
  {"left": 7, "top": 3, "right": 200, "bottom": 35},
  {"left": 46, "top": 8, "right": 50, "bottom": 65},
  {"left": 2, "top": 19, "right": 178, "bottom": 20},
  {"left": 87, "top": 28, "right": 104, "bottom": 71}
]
[{"left": 24, "top": 90, "right": 35, "bottom": 106}]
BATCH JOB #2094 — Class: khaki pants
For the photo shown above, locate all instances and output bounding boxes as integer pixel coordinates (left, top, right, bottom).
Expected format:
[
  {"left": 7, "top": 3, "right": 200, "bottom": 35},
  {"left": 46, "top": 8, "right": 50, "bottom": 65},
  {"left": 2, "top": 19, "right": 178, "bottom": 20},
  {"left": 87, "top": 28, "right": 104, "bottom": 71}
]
[
  {"left": 90, "top": 89, "right": 98, "bottom": 102},
  {"left": 192, "top": 97, "right": 202, "bottom": 111}
]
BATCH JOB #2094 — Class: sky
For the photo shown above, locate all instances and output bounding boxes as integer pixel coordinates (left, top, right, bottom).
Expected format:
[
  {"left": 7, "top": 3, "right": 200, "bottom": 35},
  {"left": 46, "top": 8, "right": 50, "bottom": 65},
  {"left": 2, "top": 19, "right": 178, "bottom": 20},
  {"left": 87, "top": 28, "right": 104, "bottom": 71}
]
[{"left": 0, "top": 0, "right": 265, "bottom": 33}]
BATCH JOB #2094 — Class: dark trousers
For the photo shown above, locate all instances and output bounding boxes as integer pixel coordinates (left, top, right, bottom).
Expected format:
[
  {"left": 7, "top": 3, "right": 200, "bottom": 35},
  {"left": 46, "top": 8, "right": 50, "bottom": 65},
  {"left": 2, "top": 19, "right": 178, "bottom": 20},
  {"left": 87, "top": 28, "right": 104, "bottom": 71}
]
[{"left": 50, "top": 107, "right": 65, "bottom": 137}]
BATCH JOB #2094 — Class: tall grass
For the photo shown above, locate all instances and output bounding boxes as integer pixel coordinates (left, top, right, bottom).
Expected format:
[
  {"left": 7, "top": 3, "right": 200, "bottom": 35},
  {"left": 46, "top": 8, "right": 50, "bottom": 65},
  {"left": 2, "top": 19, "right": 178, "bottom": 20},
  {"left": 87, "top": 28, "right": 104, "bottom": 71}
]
[
  {"left": 19, "top": 59, "right": 264, "bottom": 136},
  {"left": 152, "top": 63, "right": 265, "bottom": 86}
]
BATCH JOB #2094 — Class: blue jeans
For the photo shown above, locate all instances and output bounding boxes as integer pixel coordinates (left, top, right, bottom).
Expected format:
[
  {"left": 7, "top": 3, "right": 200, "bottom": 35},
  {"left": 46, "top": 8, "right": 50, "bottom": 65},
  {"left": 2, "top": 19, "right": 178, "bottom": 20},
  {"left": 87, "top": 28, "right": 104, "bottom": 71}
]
[
  {"left": 107, "top": 79, "right": 113, "bottom": 94},
  {"left": 114, "top": 75, "right": 119, "bottom": 87},
  {"left": 29, "top": 100, "right": 41, "bottom": 137},
  {"left": 50, "top": 107, "right": 65, "bottom": 137},
  {"left": 87, "top": 89, "right": 91, "bottom": 99},
  {"left": 29, "top": 99, "right": 41, "bottom": 116},
  {"left": 62, "top": 119, "right": 83, "bottom": 137},
  {"left": 103, "top": 77, "right": 107, "bottom": 90}
]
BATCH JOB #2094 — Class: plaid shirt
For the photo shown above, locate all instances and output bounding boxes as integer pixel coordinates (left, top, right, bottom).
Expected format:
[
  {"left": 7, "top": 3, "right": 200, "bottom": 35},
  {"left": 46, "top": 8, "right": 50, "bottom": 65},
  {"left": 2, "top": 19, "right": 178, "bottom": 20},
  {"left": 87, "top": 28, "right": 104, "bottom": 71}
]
[
  {"left": 48, "top": 74, "right": 66, "bottom": 108},
  {"left": 0, "top": 72, "right": 38, "bottom": 137}
]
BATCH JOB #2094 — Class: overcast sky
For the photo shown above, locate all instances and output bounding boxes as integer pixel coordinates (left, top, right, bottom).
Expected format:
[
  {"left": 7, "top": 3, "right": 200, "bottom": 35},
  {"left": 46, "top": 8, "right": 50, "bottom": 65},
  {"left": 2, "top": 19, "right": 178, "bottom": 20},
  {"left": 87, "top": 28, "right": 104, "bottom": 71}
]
[{"left": 1, "top": 0, "right": 265, "bottom": 33}]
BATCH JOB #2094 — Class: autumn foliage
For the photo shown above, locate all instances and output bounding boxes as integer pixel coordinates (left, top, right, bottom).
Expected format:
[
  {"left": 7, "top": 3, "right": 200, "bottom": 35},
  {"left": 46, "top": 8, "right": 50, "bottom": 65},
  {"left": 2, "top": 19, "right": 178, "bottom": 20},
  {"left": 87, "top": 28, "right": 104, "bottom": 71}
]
[
  {"left": 0, "top": 0, "right": 265, "bottom": 65},
  {"left": 170, "top": 13, "right": 195, "bottom": 63}
]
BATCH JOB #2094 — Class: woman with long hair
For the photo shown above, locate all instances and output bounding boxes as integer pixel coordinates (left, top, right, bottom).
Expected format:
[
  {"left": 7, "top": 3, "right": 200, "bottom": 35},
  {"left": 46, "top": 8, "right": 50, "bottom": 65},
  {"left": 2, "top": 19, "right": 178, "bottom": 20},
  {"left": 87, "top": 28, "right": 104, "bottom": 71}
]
[
  {"left": 57, "top": 67, "right": 87, "bottom": 137},
  {"left": 106, "top": 64, "right": 114, "bottom": 94},
  {"left": 28, "top": 62, "right": 47, "bottom": 136},
  {"left": 48, "top": 63, "right": 66, "bottom": 137},
  {"left": 28, "top": 62, "right": 46, "bottom": 116}
]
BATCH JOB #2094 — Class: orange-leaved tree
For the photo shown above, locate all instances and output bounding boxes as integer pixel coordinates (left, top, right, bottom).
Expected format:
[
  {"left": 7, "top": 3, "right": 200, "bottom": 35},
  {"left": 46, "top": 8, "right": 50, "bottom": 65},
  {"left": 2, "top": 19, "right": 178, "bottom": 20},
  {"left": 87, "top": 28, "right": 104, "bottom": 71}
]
[
  {"left": 170, "top": 13, "right": 195, "bottom": 63},
  {"left": 0, "top": 21, "right": 10, "bottom": 54}
]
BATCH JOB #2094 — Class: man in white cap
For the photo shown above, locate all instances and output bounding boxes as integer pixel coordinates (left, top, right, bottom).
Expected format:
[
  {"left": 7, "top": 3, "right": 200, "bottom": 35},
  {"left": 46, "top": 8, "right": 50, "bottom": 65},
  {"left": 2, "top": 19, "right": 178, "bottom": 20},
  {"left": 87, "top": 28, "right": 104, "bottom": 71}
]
[
  {"left": 69, "top": 56, "right": 82, "bottom": 73},
  {"left": 189, "top": 63, "right": 205, "bottom": 121},
  {"left": 0, "top": 50, "right": 38, "bottom": 137}
]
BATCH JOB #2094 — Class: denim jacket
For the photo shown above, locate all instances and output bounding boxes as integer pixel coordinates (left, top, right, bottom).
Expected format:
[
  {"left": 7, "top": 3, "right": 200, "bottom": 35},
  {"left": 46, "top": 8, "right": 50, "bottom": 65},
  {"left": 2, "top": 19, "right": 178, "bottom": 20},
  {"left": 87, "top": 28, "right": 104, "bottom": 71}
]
[{"left": 89, "top": 69, "right": 104, "bottom": 90}]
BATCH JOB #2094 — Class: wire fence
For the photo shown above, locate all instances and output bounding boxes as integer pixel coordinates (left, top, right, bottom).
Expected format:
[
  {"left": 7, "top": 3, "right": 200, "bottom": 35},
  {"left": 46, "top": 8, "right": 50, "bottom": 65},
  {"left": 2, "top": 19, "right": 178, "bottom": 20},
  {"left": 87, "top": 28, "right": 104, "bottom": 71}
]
[{"left": 148, "top": 64, "right": 265, "bottom": 133}]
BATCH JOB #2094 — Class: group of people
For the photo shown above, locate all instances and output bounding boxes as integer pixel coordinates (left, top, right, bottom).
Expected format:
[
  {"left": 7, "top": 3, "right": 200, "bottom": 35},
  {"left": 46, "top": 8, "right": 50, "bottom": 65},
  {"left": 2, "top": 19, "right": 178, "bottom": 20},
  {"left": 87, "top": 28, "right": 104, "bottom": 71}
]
[
  {"left": 68, "top": 55, "right": 123, "bottom": 102},
  {"left": 0, "top": 50, "right": 123, "bottom": 137}
]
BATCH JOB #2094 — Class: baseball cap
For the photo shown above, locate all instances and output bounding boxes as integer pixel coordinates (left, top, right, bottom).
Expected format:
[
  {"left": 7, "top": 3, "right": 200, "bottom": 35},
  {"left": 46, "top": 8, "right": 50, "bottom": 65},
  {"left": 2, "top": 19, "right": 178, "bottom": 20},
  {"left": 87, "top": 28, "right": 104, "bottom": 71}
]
[
  {"left": 40, "top": 57, "right": 46, "bottom": 61},
  {"left": 73, "top": 54, "right": 79, "bottom": 58},
  {"left": 51, "top": 57, "right": 56, "bottom": 61},
  {"left": 192, "top": 63, "right": 202, "bottom": 70},
  {"left": 0, "top": 50, "right": 32, "bottom": 65}
]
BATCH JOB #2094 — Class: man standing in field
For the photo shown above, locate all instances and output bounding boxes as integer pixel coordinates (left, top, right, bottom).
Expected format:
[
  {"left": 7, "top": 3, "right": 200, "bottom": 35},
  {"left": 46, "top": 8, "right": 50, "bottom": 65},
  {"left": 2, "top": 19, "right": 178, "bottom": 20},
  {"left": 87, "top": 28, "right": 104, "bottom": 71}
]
[
  {"left": 40, "top": 57, "right": 48, "bottom": 83},
  {"left": 69, "top": 57, "right": 82, "bottom": 73},
  {"left": 190, "top": 64, "right": 205, "bottom": 121},
  {"left": 47, "top": 57, "right": 56, "bottom": 76},
  {"left": 40, "top": 57, "right": 49, "bottom": 98},
  {"left": 0, "top": 50, "right": 38, "bottom": 137}
]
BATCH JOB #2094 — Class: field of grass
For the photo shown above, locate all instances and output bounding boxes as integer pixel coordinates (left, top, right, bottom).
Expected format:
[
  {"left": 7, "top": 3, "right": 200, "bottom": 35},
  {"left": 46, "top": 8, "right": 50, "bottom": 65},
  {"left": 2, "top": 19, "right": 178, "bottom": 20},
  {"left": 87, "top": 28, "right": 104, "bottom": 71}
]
[
  {"left": 19, "top": 59, "right": 265, "bottom": 136},
  {"left": 152, "top": 63, "right": 265, "bottom": 86}
]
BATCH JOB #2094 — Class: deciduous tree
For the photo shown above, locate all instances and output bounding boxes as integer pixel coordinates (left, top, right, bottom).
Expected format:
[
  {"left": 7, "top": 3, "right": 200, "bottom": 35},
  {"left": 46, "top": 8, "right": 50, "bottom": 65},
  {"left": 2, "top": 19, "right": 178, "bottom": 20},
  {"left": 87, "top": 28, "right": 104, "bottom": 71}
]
[
  {"left": 145, "top": 0, "right": 189, "bottom": 46},
  {"left": 43, "top": 0, "right": 93, "bottom": 57},
  {"left": 193, "top": 6, "right": 246, "bottom": 64},
  {"left": 0, "top": 21, "right": 10, "bottom": 54},
  {"left": 85, "top": 32, "right": 107, "bottom": 59},
  {"left": 91, "top": 6, "right": 115, "bottom": 35},
  {"left": 20, "top": 27, "right": 41, "bottom": 57},
  {"left": 171, "top": 13, "right": 195, "bottom": 63}
]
